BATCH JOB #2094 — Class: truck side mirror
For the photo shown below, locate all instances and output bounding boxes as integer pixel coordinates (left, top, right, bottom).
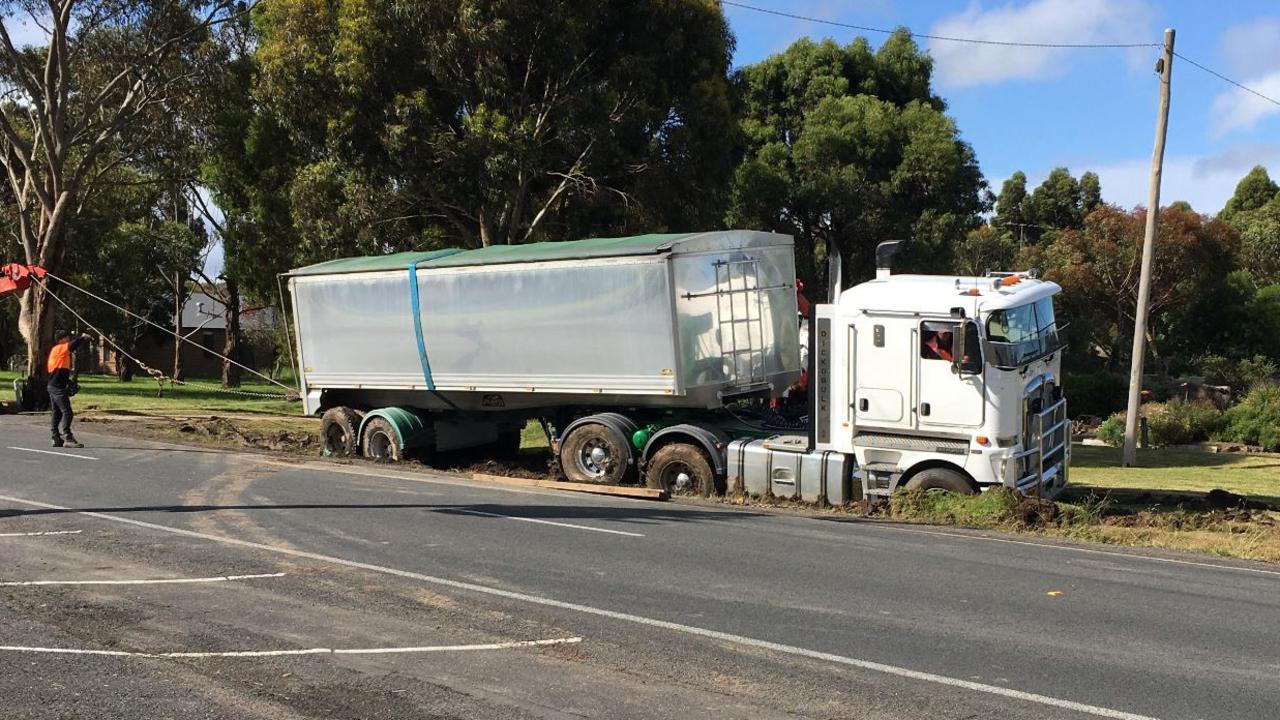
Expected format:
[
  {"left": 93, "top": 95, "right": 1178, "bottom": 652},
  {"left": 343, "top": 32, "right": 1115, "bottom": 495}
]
[
  {"left": 952, "top": 321, "right": 981, "bottom": 376},
  {"left": 951, "top": 323, "right": 966, "bottom": 375}
]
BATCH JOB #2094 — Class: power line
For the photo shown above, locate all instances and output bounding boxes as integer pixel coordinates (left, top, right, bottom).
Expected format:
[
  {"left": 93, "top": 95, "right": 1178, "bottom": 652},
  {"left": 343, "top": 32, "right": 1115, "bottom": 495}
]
[
  {"left": 1173, "top": 52, "right": 1280, "bottom": 108},
  {"left": 719, "top": 1, "right": 1158, "bottom": 49},
  {"left": 721, "top": 1, "right": 1280, "bottom": 110}
]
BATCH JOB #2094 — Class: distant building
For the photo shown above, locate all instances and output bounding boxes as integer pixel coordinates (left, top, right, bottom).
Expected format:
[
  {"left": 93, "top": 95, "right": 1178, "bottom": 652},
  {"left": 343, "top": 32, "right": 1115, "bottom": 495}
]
[{"left": 94, "top": 291, "right": 280, "bottom": 378}]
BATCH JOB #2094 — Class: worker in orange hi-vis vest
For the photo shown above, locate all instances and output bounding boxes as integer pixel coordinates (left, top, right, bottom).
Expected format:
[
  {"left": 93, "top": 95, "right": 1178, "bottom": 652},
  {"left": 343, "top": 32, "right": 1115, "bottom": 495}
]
[{"left": 46, "top": 330, "right": 91, "bottom": 448}]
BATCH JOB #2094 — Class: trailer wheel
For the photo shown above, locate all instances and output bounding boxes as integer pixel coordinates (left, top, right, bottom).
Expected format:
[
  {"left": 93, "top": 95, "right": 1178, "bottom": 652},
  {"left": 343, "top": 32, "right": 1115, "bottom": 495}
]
[
  {"left": 903, "top": 467, "right": 975, "bottom": 495},
  {"left": 320, "top": 407, "right": 361, "bottom": 457},
  {"left": 560, "top": 422, "right": 632, "bottom": 484},
  {"left": 361, "top": 417, "right": 403, "bottom": 462},
  {"left": 645, "top": 443, "right": 717, "bottom": 497}
]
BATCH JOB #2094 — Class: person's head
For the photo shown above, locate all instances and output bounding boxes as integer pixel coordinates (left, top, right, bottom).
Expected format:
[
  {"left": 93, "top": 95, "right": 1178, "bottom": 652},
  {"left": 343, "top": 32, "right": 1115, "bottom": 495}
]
[{"left": 55, "top": 329, "right": 71, "bottom": 343}]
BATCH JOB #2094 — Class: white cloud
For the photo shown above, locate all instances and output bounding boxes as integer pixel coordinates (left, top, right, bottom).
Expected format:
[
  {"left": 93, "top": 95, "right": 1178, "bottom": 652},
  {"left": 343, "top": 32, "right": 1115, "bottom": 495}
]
[
  {"left": 1209, "top": 19, "right": 1280, "bottom": 137},
  {"left": 1080, "top": 146, "right": 1278, "bottom": 213},
  {"left": 927, "top": 0, "right": 1153, "bottom": 88},
  {"left": 1219, "top": 18, "right": 1280, "bottom": 78}
]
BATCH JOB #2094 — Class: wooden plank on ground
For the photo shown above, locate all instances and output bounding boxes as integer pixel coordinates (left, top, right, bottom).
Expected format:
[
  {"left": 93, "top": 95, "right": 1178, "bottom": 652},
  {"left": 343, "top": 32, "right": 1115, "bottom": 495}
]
[{"left": 471, "top": 473, "right": 668, "bottom": 501}]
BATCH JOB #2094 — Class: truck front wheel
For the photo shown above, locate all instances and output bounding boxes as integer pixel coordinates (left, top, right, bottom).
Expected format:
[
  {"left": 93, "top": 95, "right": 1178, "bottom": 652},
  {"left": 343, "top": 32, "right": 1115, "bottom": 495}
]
[
  {"left": 645, "top": 443, "right": 717, "bottom": 497},
  {"left": 560, "top": 422, "right": 632, "bottom": 485},
  {"left": 903, "top": 467, "right": 975, "bottom": 495}
]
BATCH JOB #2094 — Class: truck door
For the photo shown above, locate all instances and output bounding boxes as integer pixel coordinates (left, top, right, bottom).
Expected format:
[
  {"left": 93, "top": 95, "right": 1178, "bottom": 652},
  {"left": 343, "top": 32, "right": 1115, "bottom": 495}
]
[
  {"left": 852, "top": 317, "right": 914, "bottom": 431},
  {"left": 915, "top": 319, "right": 984, "bottom": 428}
]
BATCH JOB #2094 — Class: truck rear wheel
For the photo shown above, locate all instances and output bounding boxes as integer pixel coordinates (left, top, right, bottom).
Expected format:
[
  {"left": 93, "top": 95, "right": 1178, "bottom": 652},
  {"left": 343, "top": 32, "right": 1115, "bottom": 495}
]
[
  {"left": 361, "top": 417, "right": 403, "bottom": 462},
  {"left": 645, "top": 443, "right": 717, "bottom": 497},
  {"left": 903, "top": 467, "right": 975, "bottom": 495},
  {"left": 560, "top": 422, "right": 632, "bottom": 484},
  {"left": 320, "top": 407, "right": 361, "bottom": 457}
]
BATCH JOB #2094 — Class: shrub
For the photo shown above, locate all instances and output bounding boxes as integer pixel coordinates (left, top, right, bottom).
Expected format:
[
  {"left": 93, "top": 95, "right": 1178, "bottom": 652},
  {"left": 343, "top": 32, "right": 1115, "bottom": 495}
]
[
  {"left": 1094, "top": 399, "right": 1223, "bottom": 447},
  {"left": 1198, "top": 354, "right": 1279, "bottom": 393},
  {"left": 1221, "top": 382, "right": 1280, "bottom": 450},
  {"left": 1063, "top": 371, "right": 1128, "bottom": 419}
]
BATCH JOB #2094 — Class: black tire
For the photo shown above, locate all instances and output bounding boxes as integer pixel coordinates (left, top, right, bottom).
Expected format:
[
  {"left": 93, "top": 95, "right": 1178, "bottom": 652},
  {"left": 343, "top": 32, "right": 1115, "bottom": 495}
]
[
  {"left": 361, "top": 417, "right": 403, "bottom": 462},
  {"left": 645, "top": 443, "right": 718, "bottom": 497},
  {"left": 320, "top": 407, "right": 361, "bottom": 457},
  {"left": 903, "top": 467, "right": 976, "bottom": 495},
  {"left": 559, "top": 422, "right": 633, "bottom": 484}
]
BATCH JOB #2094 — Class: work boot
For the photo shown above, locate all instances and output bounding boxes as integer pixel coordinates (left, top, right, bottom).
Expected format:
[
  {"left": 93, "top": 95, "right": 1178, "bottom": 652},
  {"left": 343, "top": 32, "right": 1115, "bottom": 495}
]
[
  {"left": 62, "top": 436, "right": 83, "bottom": 449},
  {"left": 50, "top": 436, "right": 63, "bottom": 448}
]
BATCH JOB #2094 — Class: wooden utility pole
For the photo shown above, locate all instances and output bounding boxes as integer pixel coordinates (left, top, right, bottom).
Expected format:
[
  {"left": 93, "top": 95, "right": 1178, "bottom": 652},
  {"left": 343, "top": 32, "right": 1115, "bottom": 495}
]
[{"left": 1122, "top": 28, "right": 1175, "bottom": 467}]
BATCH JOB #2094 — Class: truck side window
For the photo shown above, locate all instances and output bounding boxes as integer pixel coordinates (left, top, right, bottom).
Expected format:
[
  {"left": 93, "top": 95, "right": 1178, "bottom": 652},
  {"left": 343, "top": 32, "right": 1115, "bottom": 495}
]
[{"left": 920, "top": 321, "right": 982, "bottom": 372}]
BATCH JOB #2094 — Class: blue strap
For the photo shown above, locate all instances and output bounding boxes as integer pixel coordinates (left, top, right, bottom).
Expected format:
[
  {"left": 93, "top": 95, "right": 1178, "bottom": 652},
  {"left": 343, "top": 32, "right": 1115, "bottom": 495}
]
[{"left": 408, "top": 262, "right": 435, "bottom": 390}]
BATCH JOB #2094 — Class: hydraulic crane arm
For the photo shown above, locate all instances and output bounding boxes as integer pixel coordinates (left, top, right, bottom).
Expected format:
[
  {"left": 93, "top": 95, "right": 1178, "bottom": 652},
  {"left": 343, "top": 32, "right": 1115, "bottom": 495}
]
[{"left": 0, "top": 263, "right": 46, "bottom": 297}]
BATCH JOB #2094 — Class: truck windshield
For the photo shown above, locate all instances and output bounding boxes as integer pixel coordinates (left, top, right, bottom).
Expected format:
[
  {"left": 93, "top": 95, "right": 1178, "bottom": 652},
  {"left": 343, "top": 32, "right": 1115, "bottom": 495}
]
[{"left": 985, "top": 297, "right": 1062, "bottom": 368}]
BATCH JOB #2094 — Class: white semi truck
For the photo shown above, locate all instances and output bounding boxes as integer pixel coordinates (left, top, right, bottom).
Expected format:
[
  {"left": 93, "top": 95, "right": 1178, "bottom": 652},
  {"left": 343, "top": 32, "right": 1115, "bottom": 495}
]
[{"left": 287, "top": 230, "right": 1068, "bottom": 501}]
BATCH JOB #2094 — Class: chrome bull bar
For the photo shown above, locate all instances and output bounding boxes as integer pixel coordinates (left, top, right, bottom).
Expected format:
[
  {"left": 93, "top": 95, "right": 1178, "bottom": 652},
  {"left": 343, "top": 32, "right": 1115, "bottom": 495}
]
[{"left": 1014, "top": 397, "right": 1069, "bottom": 496}]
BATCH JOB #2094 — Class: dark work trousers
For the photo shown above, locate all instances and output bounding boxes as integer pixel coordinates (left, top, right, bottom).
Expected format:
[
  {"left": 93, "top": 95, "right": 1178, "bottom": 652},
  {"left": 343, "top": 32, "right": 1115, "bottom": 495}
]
[{"left": 48, "top": 384, "right": 74, "bottom": 440}]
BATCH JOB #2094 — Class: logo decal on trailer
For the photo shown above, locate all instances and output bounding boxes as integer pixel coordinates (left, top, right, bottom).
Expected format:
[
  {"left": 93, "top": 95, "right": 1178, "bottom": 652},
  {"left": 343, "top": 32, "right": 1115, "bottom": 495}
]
[
  {"left": 817, "top": 317, "right": 831, "bottom": 444},
  {"left": 481, "top": 394, "right": 506, "bottom": 408}
]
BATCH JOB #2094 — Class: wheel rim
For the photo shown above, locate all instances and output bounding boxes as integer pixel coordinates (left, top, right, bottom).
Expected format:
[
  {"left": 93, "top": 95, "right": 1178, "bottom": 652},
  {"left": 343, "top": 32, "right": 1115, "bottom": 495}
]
[
  {"left": 576, "top": 437, "right": 615, "bottom": 479},
  {"left": 324, "top": 424, "right": 348, "bottom": 453},
  {"left": 367, "top": 429, "right": 394, "bottom": 458},
  {"left": 659, "top": 461, "right": 698, "bottom": 495}
]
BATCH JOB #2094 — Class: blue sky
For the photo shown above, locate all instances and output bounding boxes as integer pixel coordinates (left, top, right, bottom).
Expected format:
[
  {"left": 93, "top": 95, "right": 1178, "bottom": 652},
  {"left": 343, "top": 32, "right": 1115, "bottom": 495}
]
[{"left": 725, "top": 0, "right": 1280, "bottom": 213}]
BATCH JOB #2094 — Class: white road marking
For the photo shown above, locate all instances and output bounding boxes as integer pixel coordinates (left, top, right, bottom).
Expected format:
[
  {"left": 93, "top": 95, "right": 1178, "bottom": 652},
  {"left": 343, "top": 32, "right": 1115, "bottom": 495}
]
[
  {"left": 0, "top": 530, "right": 82, "bottom": 537},
  {"left": 302, "top": 459, "right": 1280, "bottom": 578},
  {"left": 0, "top": 493, "right": 1163, "bottom": 720},
  {"left": 0, "top": 636, "right": 581, "bottom": 659},
  {"left": 7, "top": 446, "right": 98, "bottom": 460},
  {"left": 453, "top": 508, "right": 644, "bottom": 537},
  {"left": 872, "top": 523, "right": 1280, "bottom": 578},
  {"left": 0, "top": 572, "right": 285, "bottom": 587}
]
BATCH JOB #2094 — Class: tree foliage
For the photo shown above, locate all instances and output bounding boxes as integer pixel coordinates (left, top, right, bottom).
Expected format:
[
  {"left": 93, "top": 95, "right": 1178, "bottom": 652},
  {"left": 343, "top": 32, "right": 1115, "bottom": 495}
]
[
  {"left": 1025, "top": 204, "right": 1237, "bottom": 368},
  {"left": 726, "top": 32, "right": 986, "bottom": 294},
  {"left": 253, "top": 0, "right": 736, "bottom": 259},
  {"left": 0, "top": 0, "right": 242, "bottom": 376}
]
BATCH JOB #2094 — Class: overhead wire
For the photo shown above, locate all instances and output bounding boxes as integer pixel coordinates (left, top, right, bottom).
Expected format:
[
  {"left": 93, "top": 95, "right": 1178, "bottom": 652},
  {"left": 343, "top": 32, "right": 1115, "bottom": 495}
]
[
  {"left": 719, "top": 1, "right": 1158, "bottom": 48},
  {"left": 34, "top": 273, "right": 298, "bottom": 400},
  {"left": 720, "top": 1, "right": 1280, "bottom": 107}
]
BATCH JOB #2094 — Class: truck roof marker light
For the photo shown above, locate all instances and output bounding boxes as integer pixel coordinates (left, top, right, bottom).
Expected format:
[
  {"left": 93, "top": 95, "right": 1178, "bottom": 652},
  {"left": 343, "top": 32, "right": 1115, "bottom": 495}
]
[
  {"left": 966, "top": 288, "right": 981, "bottom": 296},
  {"left": 1000, "top": 275, "right": 1022, "bottom": 287}
]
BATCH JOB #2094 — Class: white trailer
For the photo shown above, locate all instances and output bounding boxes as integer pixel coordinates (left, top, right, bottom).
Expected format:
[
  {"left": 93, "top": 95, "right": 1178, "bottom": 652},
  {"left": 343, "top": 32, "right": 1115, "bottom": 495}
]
[{"left": 288, "top": 232, "right": 1068, "bottom": 500}]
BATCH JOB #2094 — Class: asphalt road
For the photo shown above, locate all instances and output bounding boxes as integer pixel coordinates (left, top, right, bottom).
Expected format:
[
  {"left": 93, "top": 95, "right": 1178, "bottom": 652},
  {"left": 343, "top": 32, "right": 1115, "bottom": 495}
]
[{"left": 0, "top": 415, "right": 1276, "bottom": 720}]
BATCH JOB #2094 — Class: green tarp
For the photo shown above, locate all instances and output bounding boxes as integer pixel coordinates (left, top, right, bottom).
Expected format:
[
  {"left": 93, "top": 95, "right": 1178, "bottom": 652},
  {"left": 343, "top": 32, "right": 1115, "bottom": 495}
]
[{"left": 289, "top": 233, "right": 695, "bottom": 276}]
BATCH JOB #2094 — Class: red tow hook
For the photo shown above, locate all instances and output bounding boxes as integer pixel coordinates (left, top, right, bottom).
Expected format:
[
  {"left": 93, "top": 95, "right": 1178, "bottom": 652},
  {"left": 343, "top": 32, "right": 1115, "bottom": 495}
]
[{"left": 0, "top": 263, "right": 46, "bottom": 297}]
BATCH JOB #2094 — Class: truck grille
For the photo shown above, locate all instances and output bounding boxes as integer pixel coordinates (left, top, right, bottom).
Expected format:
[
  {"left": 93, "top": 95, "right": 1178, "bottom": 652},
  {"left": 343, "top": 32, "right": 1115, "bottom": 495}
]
[{"left": 1014, "top": 379, "right": 1068, "bottom": 496}]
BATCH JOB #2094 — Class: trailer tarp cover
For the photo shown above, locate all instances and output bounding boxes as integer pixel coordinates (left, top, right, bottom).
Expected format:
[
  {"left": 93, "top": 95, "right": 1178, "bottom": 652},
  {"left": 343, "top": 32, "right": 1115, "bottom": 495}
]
[{"left": 290, "top": 233, "right": 696, "bottom": 276}]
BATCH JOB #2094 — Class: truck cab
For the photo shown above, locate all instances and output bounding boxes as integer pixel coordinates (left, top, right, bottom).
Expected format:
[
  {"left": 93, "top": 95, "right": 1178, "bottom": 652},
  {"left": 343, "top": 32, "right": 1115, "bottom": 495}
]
[{"left": 812, "top": 270, "right": 1068, "bottom": 499}]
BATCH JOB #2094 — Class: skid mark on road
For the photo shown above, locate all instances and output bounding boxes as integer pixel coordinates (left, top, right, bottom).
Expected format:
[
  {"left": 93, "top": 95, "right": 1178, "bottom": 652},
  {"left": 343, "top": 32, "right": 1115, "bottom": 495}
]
[
  {"left": 181, "top": 460, "right": 301, "bottom": 550},
  {"left": 0, "top": 572, "right": 285, "bottom": 587},
  {"left": 0, "top": 492, "right": 1165, "bottom": 720},
  {"left": 0, "top": 636, "right": 581, "bottom": 659}
]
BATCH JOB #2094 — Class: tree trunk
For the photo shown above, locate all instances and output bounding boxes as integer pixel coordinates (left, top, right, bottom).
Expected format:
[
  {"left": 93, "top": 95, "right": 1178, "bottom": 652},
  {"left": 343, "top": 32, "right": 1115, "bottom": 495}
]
[
  {"left": 17, "top": 285, "right": 55, "bottom": 381},
  {"left": 173, "top": 271, "right": 185, "bottom": 381},
  {"left": 222, "top": 278, "right": 242, "bottom": 388}
]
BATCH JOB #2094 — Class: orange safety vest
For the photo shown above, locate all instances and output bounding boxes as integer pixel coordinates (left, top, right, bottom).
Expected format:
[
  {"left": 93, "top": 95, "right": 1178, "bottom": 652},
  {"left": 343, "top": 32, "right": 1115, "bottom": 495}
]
[{"left": 46, "top": 340, "right": 72, "bottom": 374}]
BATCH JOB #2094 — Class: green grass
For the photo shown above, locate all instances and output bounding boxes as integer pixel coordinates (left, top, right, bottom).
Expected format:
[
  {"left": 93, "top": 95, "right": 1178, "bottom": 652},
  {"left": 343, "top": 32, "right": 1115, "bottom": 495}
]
[
  {"left": 0, "top": 369, "right": 303, "bottom": 416},
  {"left": 1069, "top": 444, "right": 1280, "bottom": 505}
]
